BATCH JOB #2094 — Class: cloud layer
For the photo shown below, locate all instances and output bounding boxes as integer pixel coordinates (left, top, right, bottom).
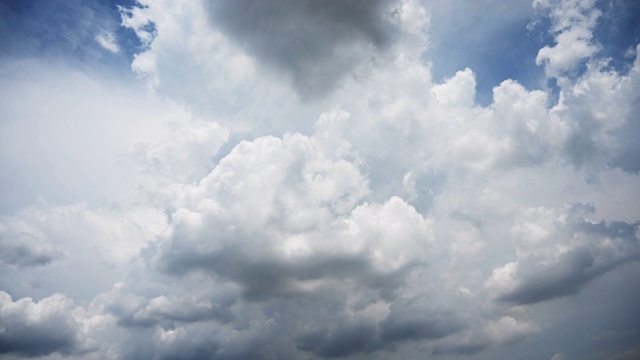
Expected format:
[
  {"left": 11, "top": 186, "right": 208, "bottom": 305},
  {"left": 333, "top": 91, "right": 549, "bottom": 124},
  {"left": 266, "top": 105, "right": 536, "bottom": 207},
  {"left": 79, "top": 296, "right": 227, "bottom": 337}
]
[{"left": 1, "top": 0, "right": 640, "bottom": 359}]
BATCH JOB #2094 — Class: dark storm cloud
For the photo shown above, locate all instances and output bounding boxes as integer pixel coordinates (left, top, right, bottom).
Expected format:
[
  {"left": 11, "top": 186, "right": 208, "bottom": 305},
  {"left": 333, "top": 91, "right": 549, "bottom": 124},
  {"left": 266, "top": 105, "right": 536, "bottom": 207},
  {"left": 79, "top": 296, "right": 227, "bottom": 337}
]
[
  {"left": 204, "top": 0, "right": 402, "bottom": 98},
  {"left": 0, "top": 330, "right": 76, "bottom": 358},
  {"left": 0, "top": 292, "right": 89, "bottom": 358},
  {"left": 499, "top": 247, "right": 604, "bottom": 305},
  {"left": 500, "top": 253, "right": 639, "bottom": 306},
  {"left": 295, "top": 299, "right": 464, "bottom": 358},
  {"left": 379, "top": 303, "right": 463, "bottom": 343},
  {"left": 0, "top": 232, "right": 63, "bottom": 267},
  {"left": 159, "top": 244, "right": 415, "bottom": 302},
  {"left": 431, "top": 342, "right": 487, "bottom": 356},
  {"left": 296, "top": 317, "right": 381, "bottom": 358}
]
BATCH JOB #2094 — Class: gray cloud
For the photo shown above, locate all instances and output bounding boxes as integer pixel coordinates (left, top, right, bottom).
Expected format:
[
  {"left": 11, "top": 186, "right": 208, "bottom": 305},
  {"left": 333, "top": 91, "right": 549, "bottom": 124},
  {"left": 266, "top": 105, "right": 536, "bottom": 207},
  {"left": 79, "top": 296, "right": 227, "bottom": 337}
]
[
  {"left": 204, "top": 0, "right": 402, "bottom": 98},
  {"left": 492, "top": 204, "right": 640, "bottom": 305},
  {"left": 380, "top": 301, "right": 463, "bottom": 343},
  {"left": 431, "top": 342, "right": 487, "bottom": 356},
  {"left": 158, "top": 243, "right": 415, "bottom": 302},
  {"left": 0, "top": 232, "right": 63, "bottom": 268},
  {"left": 296, "top": 317, "right": 381, "bottom": 358},
  {"left": 499, "top": 247, "right": 606, "bottom": 304},
  {"left": 145, "top": 133, "right": 430, "bottom": 303},
  {"left": 0, "top": 291, "right": 93, "bottom": 357},
  {"left": 108, "top": 294, "right": 233, "bottom": 328},
  {"left": 561, "top": 114, "right": 602, "bottom": 168},
  {"left": 295, "top": 299, "right": 464, "bottom": 358},
  {"left": 152, "top": 321, "right": 288, "bottom": 360},
  {"left": 609, "top": 93, "right": 640, "bottom": 173}
]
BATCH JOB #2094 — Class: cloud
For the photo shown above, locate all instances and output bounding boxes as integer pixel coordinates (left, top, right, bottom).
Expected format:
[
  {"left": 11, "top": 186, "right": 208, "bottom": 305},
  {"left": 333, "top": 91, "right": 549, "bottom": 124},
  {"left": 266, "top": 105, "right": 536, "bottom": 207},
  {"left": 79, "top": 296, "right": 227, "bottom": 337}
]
[
  {"left": 379, "top": 298, "right": 463, "bottom": 343},
  {"left": 535, "top": 0, "right": 602, "bottom": 77},
  {"left": 120, "top": 0, "right": 428, "bottom": 131},
  {"left": 1, "top": 0, "right": 640, "bottom": 359},
  {"left": 0, "top": 202, "right": 168, "bottom": 302},
  {"left": 152, "top": 129, "right": 432, "bottom": 301},
  {"left": 0, "top": 0, "right": 127, "bottom": 67},
  {"left": 95, "top": 31, "right": 120, "bottom": 53},
  {"left": 492, "top": 79, "right": 554, "bottom": 167},
  {"left": 0, "top": 291, "right": 95, "bottom": 357},
  {"left": 152, "top": 322, "right": 279, "bottom": 360},
  {"left": 203, "top": 0, "right": 419, "bottom": 98},
  {"left": 606, "top": 45, "right": 640, "bottom": 174},
  {"left": 483, "top": 316, "right": 539, "bottom": 345},
  {"left": 429, "top": 315, "right": 539, "bottom": 356},
  {"left": 295, "top": 297, "right": 463, "bottom": 358},
  {"left": 108, "top": 294, "right": 233, "bottom": 328},
  {"left": 296, "top": 317, "right": 381, "bottom": 358},
  {"left": 0, "top": 59, "right": 197, "bottom": 214},
  {"left": 486, "top": 204, "right": 640, "bottom": 305},
  {"left": 0, "top": 232, "right": 63, "bottom": 268}
]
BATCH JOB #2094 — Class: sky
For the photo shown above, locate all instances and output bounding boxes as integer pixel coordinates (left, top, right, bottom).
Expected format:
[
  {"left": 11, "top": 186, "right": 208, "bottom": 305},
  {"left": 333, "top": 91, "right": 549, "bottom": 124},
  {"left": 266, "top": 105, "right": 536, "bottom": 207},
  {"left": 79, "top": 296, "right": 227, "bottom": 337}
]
[{"left": 1, "top": 0, "right": 640, "bottom": 359}]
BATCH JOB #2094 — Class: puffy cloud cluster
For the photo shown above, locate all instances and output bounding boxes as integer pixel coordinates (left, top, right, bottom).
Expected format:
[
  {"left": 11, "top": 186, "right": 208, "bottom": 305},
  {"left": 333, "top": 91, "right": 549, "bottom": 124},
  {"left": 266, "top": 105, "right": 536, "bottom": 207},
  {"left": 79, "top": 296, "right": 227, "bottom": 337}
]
[
  {"left": 534, "top": 0, "right": 602, "bottom": 77},
  {"left": 1, "top": 0, "right": 640, "bottom": 359},
  {"left": 0, "top": 291, "right": 94, "bottom": 357},
  {"left": 150, "top": 128, "right": 433, "bottom": 301},
  {"left": 487, "top": 203, "right": 640, "bottom": 305}
]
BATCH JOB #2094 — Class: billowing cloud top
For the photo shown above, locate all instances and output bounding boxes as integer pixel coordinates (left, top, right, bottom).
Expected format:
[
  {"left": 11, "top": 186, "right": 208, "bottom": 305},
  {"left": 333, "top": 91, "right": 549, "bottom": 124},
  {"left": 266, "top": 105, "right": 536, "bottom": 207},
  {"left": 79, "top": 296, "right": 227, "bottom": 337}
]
[{"left": 1, "top": 0, "right": 640, "bottom": 359}]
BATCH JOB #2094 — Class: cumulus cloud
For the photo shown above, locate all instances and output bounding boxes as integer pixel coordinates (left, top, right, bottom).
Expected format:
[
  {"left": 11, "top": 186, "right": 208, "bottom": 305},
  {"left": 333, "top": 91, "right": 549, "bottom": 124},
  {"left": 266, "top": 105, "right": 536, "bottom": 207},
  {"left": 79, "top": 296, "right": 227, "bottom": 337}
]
[
  {"left": 204, "top": 0, "right": 422, "bottom": 98},
  {"left": 295, "top": 296, "right": 463, "bottom": 358},
  {"left": 486, "top": 203, "right": 640, "bottom": 305},
  {"left": 296, "top": 316, "right": 381, "bottom": 358},
  {"left": 1, "top": 0, "right": 640, "bottom": 359},
  {"left": 0, "top": 291, "right": 95, "bottom": 357},
  {"left": 379, "top": 298, "right": 463, "bottom": 344},
  {"left": 535, "top": 0, "right": 602, "bottom": 77},
  {"left": 152, "top": 128, "right": 431, "bottom": 301}
]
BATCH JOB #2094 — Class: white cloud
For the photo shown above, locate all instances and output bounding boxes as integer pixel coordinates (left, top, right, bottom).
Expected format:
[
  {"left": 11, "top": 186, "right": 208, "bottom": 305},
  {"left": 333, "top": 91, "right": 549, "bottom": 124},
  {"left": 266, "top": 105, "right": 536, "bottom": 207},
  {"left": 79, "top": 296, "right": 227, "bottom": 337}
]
[
  {"left": 535, "top": 0, "right": 602, "bottom": 77},
  {"left": 94, "top": 31, "right": 119, "bottom": 53},
  {"left": 432, "top": 68, "right": 477, "bottom": 107}
]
